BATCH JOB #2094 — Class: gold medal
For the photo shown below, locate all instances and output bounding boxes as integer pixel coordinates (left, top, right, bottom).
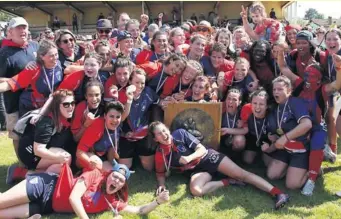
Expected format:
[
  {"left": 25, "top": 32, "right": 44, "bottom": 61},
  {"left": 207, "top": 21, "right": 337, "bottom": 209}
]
[{"left": 277, "top": 128, "right": 284, "bottom": 135}]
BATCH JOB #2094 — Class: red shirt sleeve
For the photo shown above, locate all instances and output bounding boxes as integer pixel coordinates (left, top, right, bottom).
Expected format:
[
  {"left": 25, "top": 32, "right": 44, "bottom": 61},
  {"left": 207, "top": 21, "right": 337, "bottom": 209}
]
[
  {"left": 58, "top": 70, "right": 84, "bottom": 91},
  {"left": 71, "top": 101, "right": 87, "bottom": 135},
  {"left": 160, "top": 75, "right": 180, "bottom": 98},
  {"left": 155, "top": 150, "right": 166, "bottom": 177},
  {"left": 77, "top": 118, "right": 104, "bottom": 152},
  {"left": 104, "top": 75, "right": 118, "bottom": 100},
  {"left": 8, "top": 66, "right": 40, "bottom": 92},
  {"left": 240, "top": 103, "right": 252, "bottom": 126},
  {"left": 135, "top": 50, "right": 153, "bottom": 64},
  {"left": 137, "top": 62, "right": 163, "bottom": 80},
  {"left": 294, "top": 77, "right": 303, "bottom": 89},
  {"left": 219, "top": 59, "right": 235, "bottom": 73},
  {"left": 224, "top": 70, "right": 234, "bottom": 86},
  {"left": 240, "top": 52, "right": 250, "bottom": 62}
]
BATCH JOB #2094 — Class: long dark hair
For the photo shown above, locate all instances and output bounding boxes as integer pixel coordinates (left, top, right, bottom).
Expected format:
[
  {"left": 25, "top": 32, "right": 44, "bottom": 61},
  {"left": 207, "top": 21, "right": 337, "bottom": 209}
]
[
  {"left": 249, "top": 40, "right": 275, "bottom": 75},
  {"left": 49, "top": 89, "right": 74, "bottom": 132}
]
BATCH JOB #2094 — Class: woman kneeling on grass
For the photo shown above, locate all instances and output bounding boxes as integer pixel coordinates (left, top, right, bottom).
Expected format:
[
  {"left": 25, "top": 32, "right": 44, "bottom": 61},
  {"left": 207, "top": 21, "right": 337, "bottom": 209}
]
[
  {"left": 149, "top": 122, "right": 290, "bottom": 210},
  {"left": 0, "top": 161, "right": 169, "bottom": 219}
]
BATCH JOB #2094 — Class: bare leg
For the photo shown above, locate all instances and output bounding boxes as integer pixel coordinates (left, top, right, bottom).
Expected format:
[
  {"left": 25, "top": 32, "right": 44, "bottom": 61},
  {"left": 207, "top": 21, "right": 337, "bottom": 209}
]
[
  {"left": 327, "top": 107, "right": 337, "bottom": 152},
  {"left": 262, "top": 153, "right": 273, "bottom": 167},
  {"left": 336, "top": 115, "right": 341, "bottom": 139},
  {"left": 232, "top": 135, "right": 246, "bottom": 151},
  {"left": 266, "top": 159, "right": 288, "bottom": 180},
  {"left": 286, "top": 167, "right": 308, "bottom": 190},
  {"left": 140, "top": 155, "right": 155, "bottom": 171},
  {"left": 217, "top": 156, "right": 275, "bottom": 193},
  {"left": 190, "top": 172, "right": 224, "bottom": 196},
  {"left": 118, "top": 158, "right": 133, "bottom": 169},
  {"left": 243, "top": 150, "right": 257, "bottom": 164},
  {"left": 36, "top": 147, "right": 71, "bottom": 173},
  {"left": 0, "top": 180, "right": 29, "bottom": 209},
  {"left": 0, "top": 203, "right": 30, "bottom": 219}
]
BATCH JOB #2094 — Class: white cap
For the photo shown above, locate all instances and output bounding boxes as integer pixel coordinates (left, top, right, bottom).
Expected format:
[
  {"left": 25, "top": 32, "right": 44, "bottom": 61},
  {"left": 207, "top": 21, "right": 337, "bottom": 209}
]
[{"left": 8, "top": 17, "right": 28, "bottom": 29}]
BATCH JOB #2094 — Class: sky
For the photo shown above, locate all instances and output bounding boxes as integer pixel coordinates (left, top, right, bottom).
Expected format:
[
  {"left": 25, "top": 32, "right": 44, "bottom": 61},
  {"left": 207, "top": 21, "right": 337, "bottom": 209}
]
[{"left": 297, "top": 1, "right": 341, "bottom": 18}]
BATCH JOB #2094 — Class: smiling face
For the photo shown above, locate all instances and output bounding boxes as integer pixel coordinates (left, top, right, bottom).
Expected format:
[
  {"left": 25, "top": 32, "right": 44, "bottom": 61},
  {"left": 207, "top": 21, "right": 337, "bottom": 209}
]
[
  {"left": 85, "top": 85, "right": 101, "bottom": 110},
  {"left": 59, "top": 95, "right": 75, "bottom": 118},
  {"left": 171, "top": 29, "right": 186, "bottom": 46},
  {"left": 192, "top": 79, "right": 208, "bottom": 100},
  {"left": 273, "top": 81, "right": 291, "bottom": 104},
  {"left": 153, "top": 123, "right": 172, "bottom": 145},
  {"left": 104, "top": 108, "right": 122, "bottom": 131},
  {"left": 217, "top": 32, "right": 231, "bottom": 47},
  {"left": 225, "top": 91, "right": 241, "bottom": 114},
  {"left": 210, "top": 51, "right": 225, "bottom": 68},
  {"left": 251, "top": 95, "right": 267, "bottom": 118},
  {"left": 250, "top": 11, "right": 262, "bottom": 24},
  {"left": 165, "top": 59, "right": 186, "bottom": 76},
  {"left": 59, "top": 34, "right": 75, "bottom": 56},
  {"left": 325, "top": 31, "right": 341, "bottom": 54},
  {"left": 97, "top": 45, "right": 111, "bottom": 66},
  {"left": 181, "top": 65, "right": 198, "bottom": 85},
  {"left": 296, "top": 39, "right": 310, "bottom": 56},
  {"left": 119, "top": 38, "right": 134, "bottom": 53},
  {"left": 115, "top": 67, "right": 131, "bottom": 87},
  {"left": 130, "top": 73, "right": 146, "bottom": 97},
  {"left": 234, "top": 62, "right": 249, "bottom": 81},
  {"left": 84, "top": 57, "right": 100, "bottom": 78},
  {"left": 9, "top": 25, "right": 28, "bottom": 45},
  {"left": 286, "top": 29, "right": 297, "bottom": 45},
  {"left": 153, "top": 34, "right": 168, "bottom": 54},
  {"left": 106, "top": 171, "right": 126, "bottom": 195},
  {"left": 41, "top": 48, "right": 59, "bottom": 69},
  {"left": 252, "top": 43, "right": 267, "bottom": 62},
  {"left": 127, "top": 23, "right": 140, "bottom": 39},
  {"left": 190, "top": 38, "right": 206, "bottom": 57}
]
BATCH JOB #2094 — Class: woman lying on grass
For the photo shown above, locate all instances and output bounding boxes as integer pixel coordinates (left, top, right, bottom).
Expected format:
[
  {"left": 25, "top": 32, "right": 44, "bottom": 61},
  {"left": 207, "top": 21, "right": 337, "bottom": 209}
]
[
  {"left": 149, "top": 121, "right": 289, "bottom": 210},
  {"left": 0, "top": 161, "right": 169, "bottom": 219}
]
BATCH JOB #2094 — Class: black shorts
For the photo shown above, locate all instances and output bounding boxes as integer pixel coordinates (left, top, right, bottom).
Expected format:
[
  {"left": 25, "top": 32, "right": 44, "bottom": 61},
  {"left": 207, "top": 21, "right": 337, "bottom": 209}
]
[
  {"left": 194, "top": 149, "right": 225, "bottom": 174},
  {"left": 26, "top": 173, "right": 57, "bottom": 216},
  {"left": 219, "top": 135, "right": 233, "bottom": 154},
  {"left": 244, "top": 134, "right": 270, "bottom": 152},
  {"left": 18, "top": 132, "right": 41, "bottom": 170},
  {"left": 119, "top": 137, "right": 156, "bottom": 158},
  {"left": 269, "top": 150, "right": 309, "bottom": 169}
]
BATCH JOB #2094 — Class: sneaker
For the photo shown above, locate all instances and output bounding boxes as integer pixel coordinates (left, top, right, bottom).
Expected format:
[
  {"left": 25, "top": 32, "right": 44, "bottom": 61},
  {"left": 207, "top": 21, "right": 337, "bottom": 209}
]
[
  {"left": 301, "top": 179, "right": 315, "bottom": 196},
  {"left": 324, "top": 145, "right": 337, "bottom": 163},
  {"left": 6, "top": 164, "right": 27, "bottom": 185},
  {"left": 284, "top": 141, "right": 306, "bottom": 153},
  {"left": 274, "top": 193, "right": 290, "bottom": 210}
]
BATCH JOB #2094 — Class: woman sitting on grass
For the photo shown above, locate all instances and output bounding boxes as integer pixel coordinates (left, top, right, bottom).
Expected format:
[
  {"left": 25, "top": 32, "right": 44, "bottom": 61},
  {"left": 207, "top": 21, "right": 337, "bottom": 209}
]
[
  {"left": 0, "top": 162, "right": 169, "bottom": 219},
  {"left": 149, "top": 121, "right": 290, "bottom": 210}
]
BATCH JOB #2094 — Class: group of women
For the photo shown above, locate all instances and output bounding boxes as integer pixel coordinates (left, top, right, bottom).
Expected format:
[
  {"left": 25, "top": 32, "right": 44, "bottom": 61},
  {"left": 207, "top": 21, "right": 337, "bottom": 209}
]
[{"left": 1, "top": 1, "right": 341, "bottom": 218}]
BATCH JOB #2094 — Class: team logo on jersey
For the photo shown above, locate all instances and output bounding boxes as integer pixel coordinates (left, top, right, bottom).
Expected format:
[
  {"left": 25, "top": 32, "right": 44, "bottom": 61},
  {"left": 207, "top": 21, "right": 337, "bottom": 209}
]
[
  {"left": 141, "top": 100, "right": 147, "bottom": 112},
  {"left": 209, "top": 152, "right": 220, "bottom": 164},
  {"left": 29, "top": 177, "right": 38, "bottom": 184},
  {"left": 177, "top": 145, "right": 186, "bottom": 152}
]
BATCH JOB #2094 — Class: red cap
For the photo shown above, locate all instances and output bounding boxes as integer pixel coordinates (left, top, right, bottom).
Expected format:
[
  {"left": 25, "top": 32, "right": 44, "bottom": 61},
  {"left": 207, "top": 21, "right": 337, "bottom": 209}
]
[{"left": 285, "top": 24, "right": 302, "bottom": 32}]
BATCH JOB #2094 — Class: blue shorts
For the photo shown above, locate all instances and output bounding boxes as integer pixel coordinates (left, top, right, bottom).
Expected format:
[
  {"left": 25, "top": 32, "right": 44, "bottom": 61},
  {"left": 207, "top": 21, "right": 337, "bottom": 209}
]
[{"left": 26, "top": 173, "right": 58, "bottom": 216}]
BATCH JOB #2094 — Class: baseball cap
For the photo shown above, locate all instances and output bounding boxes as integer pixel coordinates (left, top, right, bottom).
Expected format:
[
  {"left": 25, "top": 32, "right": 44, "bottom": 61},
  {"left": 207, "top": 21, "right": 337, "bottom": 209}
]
[
  {"left": 97, "top": 19, "right": 112, "bottom": 29},
  {"left": 8, "top": 17, "right": 28, "bottom": 29},
  {"left": 117, "top": 31, "right": 132, "bottom": 42},
  {"left": 296, "top": 30, "right": 313, "bottom": 41}
]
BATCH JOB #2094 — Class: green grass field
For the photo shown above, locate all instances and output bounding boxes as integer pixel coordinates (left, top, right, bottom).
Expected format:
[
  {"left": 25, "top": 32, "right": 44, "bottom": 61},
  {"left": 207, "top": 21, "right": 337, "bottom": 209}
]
[{"left": 1, "top": 133, "right": 341, "bottom": 219}]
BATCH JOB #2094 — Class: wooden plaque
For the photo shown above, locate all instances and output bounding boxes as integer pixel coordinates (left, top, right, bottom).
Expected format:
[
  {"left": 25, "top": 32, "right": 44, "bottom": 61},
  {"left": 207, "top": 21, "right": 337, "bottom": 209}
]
[{"left": 164, "top": 102, "right": 222, "bottom": 150}]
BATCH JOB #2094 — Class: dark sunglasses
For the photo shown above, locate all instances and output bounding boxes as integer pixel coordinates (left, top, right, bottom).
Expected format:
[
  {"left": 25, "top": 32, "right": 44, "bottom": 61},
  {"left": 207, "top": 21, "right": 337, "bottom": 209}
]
[
  {"left": 98, "top": 29, "right": 111, "bottom": 34},
  {"left": 61, "top": 101, "right": 76, "bottom": 108},
  {"left": 197, "top": 27, "right": 209, "bottom": 32},
  {"left": 62, "top": 38, "right": 74, "bottom": 44}
]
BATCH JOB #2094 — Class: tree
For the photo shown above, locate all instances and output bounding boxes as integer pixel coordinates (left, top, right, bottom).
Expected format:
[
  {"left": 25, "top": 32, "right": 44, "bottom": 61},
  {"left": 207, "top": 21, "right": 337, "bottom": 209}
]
[{"left": 304, "top": 8, "right": 325, "bottom": 20}]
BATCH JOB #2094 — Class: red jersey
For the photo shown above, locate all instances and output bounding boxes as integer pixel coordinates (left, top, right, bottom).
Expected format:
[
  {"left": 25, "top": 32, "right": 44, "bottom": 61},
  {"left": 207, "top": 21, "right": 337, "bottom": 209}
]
[
  {"left": 103, "top": 75, "right": 128, "bottom": 104},
  {"left": 53, "top": 164, "right": 128, "bottom": 213}
]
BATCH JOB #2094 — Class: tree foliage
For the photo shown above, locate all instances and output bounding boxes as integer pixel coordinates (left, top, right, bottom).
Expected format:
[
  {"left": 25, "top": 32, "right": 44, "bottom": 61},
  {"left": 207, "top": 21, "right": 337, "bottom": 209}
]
[{"left": 304, "top": 8, "right": 325, "bottom": 20}]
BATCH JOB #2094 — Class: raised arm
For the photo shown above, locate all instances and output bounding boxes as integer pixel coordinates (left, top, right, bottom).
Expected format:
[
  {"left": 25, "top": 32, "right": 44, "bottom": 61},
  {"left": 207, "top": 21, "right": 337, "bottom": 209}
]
[{"left": 240, "top": 6, "right": 259, "bottom": 41}]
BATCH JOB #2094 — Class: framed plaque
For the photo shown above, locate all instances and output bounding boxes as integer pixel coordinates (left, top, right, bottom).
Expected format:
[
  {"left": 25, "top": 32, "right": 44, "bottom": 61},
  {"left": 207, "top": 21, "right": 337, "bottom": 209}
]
[{"left": 164, "top": 102, "right": 222, "bottom": 150}]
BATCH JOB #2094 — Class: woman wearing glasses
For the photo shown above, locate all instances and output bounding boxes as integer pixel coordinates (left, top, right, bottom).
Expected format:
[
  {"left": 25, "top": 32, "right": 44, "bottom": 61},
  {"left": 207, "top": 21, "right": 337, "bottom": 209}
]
[
  {"left": 0, "top": 40, "right": 63, "bottom": 117},
  {"left": 6, "top": 89, "right": 75, "bottom": 185},
  {"left": 55, "top": 29, "right": 85, "bottom": 70}
]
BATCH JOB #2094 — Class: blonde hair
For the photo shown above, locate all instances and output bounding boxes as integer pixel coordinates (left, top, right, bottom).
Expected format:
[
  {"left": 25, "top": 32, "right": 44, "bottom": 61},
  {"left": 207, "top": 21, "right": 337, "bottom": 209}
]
[
  {"left": 249, "top": 1, "right": 267, "bottom": 18},
  {"left": 234, "top": 57, "right": 250, "bottom": 69}
]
